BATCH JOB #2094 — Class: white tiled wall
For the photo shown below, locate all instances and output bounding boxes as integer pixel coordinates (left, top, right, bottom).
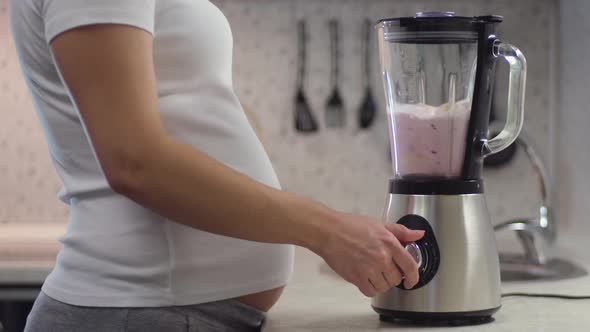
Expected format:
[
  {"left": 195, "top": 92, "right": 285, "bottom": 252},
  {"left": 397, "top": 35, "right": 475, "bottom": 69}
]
[
  {"left": 0, "top": 1, "right": 68, "bottom": 223},
  {"left": 0, "top": 0, "right": 557, "bottom": 226}
]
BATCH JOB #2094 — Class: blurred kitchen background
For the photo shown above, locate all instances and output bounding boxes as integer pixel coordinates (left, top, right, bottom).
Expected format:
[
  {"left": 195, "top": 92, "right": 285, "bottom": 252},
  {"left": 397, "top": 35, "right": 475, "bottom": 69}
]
[
  {"left": 0, "top": 0, "right": 564, "bottom": 226},
  {"left": 1, "top": 0, "right": 590, "bottom": 331}
]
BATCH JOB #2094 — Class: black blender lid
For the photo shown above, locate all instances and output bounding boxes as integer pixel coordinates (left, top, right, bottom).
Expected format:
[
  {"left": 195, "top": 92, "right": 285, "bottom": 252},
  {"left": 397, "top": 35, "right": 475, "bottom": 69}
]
[{"left": 379, "top": 12, "right": 503, "bottom": 43}]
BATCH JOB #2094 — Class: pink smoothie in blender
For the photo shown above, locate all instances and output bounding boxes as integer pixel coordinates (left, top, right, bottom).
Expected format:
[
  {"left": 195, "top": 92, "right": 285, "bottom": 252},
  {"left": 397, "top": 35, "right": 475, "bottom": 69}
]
[{"left": 389, "top": 99, "right": 471, "bottom": 178}]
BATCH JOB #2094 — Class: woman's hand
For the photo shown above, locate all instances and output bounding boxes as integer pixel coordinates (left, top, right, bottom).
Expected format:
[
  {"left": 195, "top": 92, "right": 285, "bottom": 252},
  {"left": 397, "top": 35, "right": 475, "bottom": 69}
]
[{"left": 313, "top": 213, "right": 424, "bottom": 297}]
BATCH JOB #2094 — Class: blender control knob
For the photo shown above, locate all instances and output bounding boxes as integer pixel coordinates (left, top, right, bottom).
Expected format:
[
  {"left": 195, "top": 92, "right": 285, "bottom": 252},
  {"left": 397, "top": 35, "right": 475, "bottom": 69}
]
[
  {"left": 394, "top": 214, "right": 440, "bottom": 290},
  {"left": 404, "top": 242, "right": 423, "bottom": 268}
]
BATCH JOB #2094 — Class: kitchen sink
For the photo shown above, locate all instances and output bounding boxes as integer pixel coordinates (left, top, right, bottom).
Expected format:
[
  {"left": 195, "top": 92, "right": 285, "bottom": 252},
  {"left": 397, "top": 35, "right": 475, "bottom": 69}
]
[{"left": 500, "top": 253, "right": 588, "bottom": 282}]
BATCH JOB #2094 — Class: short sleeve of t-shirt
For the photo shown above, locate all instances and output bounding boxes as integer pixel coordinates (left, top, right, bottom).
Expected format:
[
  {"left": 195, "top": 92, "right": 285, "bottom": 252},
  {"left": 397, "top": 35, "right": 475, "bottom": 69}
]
[{"left": 42, "top": 0, "right": 155, "bottom": 43}]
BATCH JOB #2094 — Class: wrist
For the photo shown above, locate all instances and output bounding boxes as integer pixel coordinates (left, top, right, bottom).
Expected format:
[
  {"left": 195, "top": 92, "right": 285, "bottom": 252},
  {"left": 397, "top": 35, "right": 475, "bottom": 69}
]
[{"left": 285, "top": 194, "right": 340, "bottom": 254}]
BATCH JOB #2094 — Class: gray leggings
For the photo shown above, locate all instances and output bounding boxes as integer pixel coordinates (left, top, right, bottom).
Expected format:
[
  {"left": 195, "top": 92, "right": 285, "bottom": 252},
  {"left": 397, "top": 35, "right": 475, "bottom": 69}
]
[{"left": 25, "top": 292, "right": 266, "bottom": 332}]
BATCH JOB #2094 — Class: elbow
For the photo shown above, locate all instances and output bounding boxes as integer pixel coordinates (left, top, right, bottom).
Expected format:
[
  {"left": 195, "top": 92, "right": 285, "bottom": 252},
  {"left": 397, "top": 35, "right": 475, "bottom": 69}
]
[
  {"left": 98, "top": 132, "right": 170, "bottom": 198},
  {"left": 102, "top": 151, "right": 149, "bottom": 198}
]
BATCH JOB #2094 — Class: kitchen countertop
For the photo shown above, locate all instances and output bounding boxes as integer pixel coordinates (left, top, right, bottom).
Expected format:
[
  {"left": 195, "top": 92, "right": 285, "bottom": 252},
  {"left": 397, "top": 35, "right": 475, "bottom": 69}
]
[
  {"left": 0, "top": 223, "right": 64, "bottom": 301},
  {"left": 0, "top": 223, "right": 63, "bottom": 284},
  {"left": 1, "top": 223, "right": 590, "bottom": 330},
  {"left": 265, "top": 228, "right": 590, "bottom": 332}
]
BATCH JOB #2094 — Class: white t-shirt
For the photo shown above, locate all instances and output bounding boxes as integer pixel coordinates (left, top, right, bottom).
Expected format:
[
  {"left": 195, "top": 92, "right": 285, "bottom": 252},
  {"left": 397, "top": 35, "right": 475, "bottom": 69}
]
[{"left": 9, "top": 0, "right": 294, "bottom": 307}]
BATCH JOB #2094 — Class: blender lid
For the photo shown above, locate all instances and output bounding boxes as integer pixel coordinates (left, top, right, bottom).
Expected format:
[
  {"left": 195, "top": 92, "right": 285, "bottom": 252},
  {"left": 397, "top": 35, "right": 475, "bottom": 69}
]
[{"left": 378, "top": 12, "right": 503, "bottom": 43}]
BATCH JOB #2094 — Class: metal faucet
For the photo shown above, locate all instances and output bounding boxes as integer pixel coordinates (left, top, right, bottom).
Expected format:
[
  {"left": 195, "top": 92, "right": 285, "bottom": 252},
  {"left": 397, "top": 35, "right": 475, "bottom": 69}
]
[{"left": 493, "top": 131, "right": 555, "bottom": 265}]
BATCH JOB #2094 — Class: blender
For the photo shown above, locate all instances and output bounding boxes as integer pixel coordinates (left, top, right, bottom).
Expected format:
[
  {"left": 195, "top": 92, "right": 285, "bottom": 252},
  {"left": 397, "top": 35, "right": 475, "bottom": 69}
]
[{"left": 372, "top": 12, "right": 526, "bottom": 324}]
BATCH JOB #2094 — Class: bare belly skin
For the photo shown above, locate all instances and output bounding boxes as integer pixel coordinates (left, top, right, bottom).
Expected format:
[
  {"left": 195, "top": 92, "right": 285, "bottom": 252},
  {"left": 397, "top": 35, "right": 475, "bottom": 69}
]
[{"left": 233, "top": 285, "right": 286, "bottom": 312}]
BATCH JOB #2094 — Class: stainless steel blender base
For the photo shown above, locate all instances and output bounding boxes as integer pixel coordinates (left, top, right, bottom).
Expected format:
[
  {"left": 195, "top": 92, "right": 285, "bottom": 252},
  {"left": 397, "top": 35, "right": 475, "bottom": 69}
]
[
  {"left": 375, "top": 307, "right": 499, "bottom": 326},
  {"left": 372, "top": 193, "right": 501, "bottom": 319}
]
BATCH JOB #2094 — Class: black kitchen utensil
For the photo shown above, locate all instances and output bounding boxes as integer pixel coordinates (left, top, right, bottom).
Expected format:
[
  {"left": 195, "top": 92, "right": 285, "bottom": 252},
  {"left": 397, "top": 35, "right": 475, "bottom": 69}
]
[
  {"left": 294, "top": 20, "right": 318, "bottom": 133},
  {"left": 359, "top": 19, "right": 377, "bottom": 129},
  {"left": 325, "top": 19, "right": 345, "bottom": 128}
]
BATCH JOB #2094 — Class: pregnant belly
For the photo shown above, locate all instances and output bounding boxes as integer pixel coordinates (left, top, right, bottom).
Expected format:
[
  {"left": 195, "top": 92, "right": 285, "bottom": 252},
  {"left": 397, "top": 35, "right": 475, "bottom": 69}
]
[{"left": 233, "top": 285, "right": 286, "bottom": 312}]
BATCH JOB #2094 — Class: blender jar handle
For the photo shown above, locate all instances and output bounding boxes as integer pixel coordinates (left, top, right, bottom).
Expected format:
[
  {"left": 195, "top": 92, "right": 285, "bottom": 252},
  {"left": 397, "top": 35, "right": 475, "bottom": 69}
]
[{"left": 483, "top": 40, "right": 527, "bottom": 156}]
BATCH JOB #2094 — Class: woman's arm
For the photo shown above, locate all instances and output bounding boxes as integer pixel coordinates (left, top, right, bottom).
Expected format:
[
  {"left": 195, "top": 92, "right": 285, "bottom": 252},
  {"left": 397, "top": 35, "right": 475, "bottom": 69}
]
[
  {"left": 50, "top": 24, "right": 422, "bottom": 295},
  {"left": 50, "top": 24, "right": 324, "bottom": 248}
]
